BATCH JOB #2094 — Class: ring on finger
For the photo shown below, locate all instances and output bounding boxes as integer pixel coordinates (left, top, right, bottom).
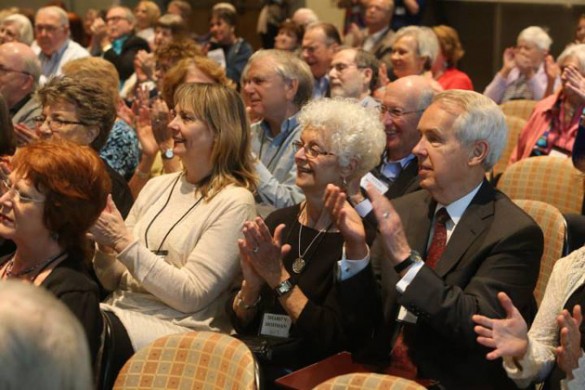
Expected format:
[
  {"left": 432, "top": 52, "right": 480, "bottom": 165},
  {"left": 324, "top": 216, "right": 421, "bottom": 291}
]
[
  {"left": 383, "top": 211, "right": 390, "bottom": 219},
  {"left": 252, "top": 247, "right": 259, "bottom": 253}
]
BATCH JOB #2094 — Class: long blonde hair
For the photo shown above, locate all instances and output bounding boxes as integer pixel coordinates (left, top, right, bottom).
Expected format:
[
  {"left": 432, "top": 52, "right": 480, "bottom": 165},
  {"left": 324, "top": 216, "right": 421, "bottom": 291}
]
[{"left": 174, "top": 83, "right": 257, "bottom": 199}]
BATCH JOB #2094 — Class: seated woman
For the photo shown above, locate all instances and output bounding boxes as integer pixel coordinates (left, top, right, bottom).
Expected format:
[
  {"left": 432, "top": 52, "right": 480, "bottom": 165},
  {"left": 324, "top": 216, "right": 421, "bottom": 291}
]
[
  {"left": 473, "top": 246, "right": 585, "bottom": 389},
  {"left": 390, "top": 26, "right": 440, "bottom": 80},
  {"left": 0, "top": 139, "right": 110, "bottom": 365},
  {"left": 206, "top": 5, "right": 253, "bottom": 87},
  {"left": 33, "top": 75, "right": 134, "bottom": 218},
  {"left": 510, "top": 44, "right": 585, "bottom": 164},
  {"left": 90, "top": 83, "right": 256, "bottom": 354},
  {"left": 274, "top": 19, "right": 303, "bottom": 53},
  {"left": 431, "top": 25, "right": 474, "bottom": 91},
  {"left": 228, "top": 98, "right": 385, "bottom": 379},
  {"left": 484, "top": 26, "right": 558, "bottom": 104},
  {"left": 133, "top": 1, "right": 161, "bottom": 48}
]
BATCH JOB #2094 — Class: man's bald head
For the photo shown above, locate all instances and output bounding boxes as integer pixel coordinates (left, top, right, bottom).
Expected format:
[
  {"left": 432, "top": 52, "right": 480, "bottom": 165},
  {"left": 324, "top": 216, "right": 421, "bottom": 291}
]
[{"left": 0, "top": 42, "right": 41, "bottom": 107}]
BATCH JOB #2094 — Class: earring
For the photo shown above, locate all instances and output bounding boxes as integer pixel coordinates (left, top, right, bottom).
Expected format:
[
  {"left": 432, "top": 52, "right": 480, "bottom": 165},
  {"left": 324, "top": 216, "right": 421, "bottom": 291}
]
[{"left": 341, "top": 176, "right": 348, "bottom": 191}]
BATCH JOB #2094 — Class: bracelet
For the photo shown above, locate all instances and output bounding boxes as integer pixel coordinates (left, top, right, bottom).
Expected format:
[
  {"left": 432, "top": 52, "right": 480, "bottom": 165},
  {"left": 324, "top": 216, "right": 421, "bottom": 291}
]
[
  {"left": 134, "top": 168, "right": 151, "bottom": 180},
  {"left": 235, "top": 290, "right": 261, "bottom": 310}
]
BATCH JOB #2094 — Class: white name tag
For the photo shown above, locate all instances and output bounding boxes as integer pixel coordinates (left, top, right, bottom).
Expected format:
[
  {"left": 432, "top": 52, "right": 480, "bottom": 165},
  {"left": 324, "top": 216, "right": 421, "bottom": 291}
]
[
  {"left": 260, "top": 313, "right": 292, "bottom": 338},
  {"left": 361, "top": 172, "right": 389, "bottom": 194},
  {"left": 397, "top": 306, "right": 417, "bottom": 324},
  {"left": 207, "top": 48, "right": 226, "bottom": 69}
]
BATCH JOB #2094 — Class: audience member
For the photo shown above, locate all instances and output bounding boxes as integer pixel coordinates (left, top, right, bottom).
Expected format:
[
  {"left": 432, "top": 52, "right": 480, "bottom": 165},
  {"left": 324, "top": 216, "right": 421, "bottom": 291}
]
[
  {"left": 154, "top": 13, "right": 188, "bottom": 48},
  {"left": 242, "top": 49, "right": 313, "bottom": 212},
  {"left": 34, "top": 76, "right": 134, "bottom": 218},
  {"left": 0, "top": 280, "right": 92, "bottom": 390},
  {"left": 345, "top": 0, "right": 395, "bottom": 72},
  {"left": 390, "top": 25, "right": 439, "bottom": 79},
  {"left": 0, "top": 13, "right": 33, "bottom": 45},
  {"left": 0, "top": 42, "right": 42, "bottom": 133},
  {"left": 257, "top": 0, "right": 289, "bottom": 49},
  {"left": 347, "top": 75, "right": 434, "bottom": 225},
  {"left": 134, "top": 1, "right": 160, "bottom": 47},
  {"left": 167, "top": 0, "right": 192, "bottom": 22},
  {"left": 90, "top": 83, "right": 256, "bottom": 355},
  {"left": 484, "top": 26, "right": 557, "bottom": 104},
  {"left": 431, "top": 25, "right": 473, "bottom": 90},
  {"left": 391, "top": 0, "right": 424, "bottom": 31},
  {"left": 510, "top": 43, "right": 585, "bottom": 164},
  {"left": 101, "top": 6, "right": 151, "bottom": 86},
  {"left": 230, "top": 98, "right": 384, "bottom": 380},
  {"left": 31, "top": 6, "right": 89, "bottom": 80},
  {"left": 291, "top": 8, "right": 319, "bottom": 31},
  {"left": 366, "top": 90, "right": 542, "bottom": 388},
  {"left": 61, "top": 57, "right": 140, "bottom": 181},
  {"left": 302, "top": 22, "right": 341, "bottom": 99},
  {"left": 0, "top": 94, "right": 15, "bottom": 157},
  {"left": 0, "top": 139, "right": 110, "bottom": 365},
  {"left": 207, "top": 6, "right": 253, "bottom": 87},
  {"left": 329, "top": 48, "right": 380, "bottom": 108},
  {"left": 473, "top": 244, "right": 585, "bottom": 389},
  {"left": 274, "top": 19, "right": 302, "bottom": 52},
  {"left": 577, "top": 14, "right": 585, "bottom": 44}
]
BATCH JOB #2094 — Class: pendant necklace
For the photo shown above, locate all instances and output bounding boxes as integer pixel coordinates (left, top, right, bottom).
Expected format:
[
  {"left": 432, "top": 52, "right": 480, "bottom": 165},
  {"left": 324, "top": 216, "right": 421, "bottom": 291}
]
[{"left": 292, "top": 207, "right": 334, "bottom": 274}]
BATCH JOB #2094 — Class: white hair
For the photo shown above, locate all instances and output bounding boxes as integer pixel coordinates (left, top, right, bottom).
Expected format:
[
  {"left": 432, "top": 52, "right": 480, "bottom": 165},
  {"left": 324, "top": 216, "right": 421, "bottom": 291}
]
[
  {"left": 393, "top": 26, "right": 440, "bottom": 71},
  {"left": 1, "top": 13, "right": 33, "bottom": 45},
  {"left": 37, "top": 6, "right": 69, "bottom": 27},
  {"left": 557, "top": 43, "right": 585, "bottom": 75},
  {"left": 518, "top": 26, "right": 552, "bottom": 52},
  {"left": 298, "top": 98, "right": 386, "bottom": 177},
  {"left": 292, "top": 8, "right": 319, "bottom": 27},
  {"left": 432, "top": 90, "right": 507, "bottom": 171},
  {"left": 0, "top": 281, "right": 92, "bottom": 390}
]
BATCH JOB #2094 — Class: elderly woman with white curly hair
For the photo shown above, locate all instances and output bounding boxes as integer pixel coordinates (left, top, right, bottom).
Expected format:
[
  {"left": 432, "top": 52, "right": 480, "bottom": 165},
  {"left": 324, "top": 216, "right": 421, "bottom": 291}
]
[
  {"left": 484, "top": 26, "right": 560, "bottom": 104},
  {"left": 228, "top": 98, "right": 386, "bottom": 378}
]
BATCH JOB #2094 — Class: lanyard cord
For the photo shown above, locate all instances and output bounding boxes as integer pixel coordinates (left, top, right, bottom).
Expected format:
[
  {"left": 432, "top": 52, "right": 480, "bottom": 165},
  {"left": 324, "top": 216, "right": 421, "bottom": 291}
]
[{"left": 144, "top": 173, "right": 204, "bottom": 254}]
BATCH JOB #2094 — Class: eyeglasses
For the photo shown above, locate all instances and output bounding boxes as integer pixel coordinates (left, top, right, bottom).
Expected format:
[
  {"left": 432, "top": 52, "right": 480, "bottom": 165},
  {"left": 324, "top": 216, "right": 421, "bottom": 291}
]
[
  {"left": 380, "top": 105, "right": 424, "bottom": 118},
  {"left": 34, "top": 24, "right": 63, "bottom": 33},
  {"left": 0, "top": 64, "right": 31, "bottom": 77},
  {"left": 0, "top": 178, "right": 45, "bottom": 204},
  {"left": 32, "top": 116, "right": 86, "bottom": 132},
  {"left": 330, "top": 63, "right": 365, "bottom": 73},
  {"left": 106, "top": 16, "right": 128, "bottom": 23},
  {"left": 292, "top": 140, "right": 335, "bottom": 159}
]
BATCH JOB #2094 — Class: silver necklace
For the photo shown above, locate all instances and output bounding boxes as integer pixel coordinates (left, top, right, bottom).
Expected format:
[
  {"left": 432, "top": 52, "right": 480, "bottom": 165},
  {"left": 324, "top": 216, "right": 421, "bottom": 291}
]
[{"left": 292, "top": 208, "right": 333, "bottom": 274}]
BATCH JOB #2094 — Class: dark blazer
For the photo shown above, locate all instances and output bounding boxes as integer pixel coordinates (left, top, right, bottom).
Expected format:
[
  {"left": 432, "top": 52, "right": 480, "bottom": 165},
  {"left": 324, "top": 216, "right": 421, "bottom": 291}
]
[
  {"left": 103, "top": 34, "right": 150, "bottom": 83},
  {"left": 363, "top": 158, "right": 421, "bottom": 228},
  {"left": 373, "top": 180, "right": 543, "bottom": 389}
]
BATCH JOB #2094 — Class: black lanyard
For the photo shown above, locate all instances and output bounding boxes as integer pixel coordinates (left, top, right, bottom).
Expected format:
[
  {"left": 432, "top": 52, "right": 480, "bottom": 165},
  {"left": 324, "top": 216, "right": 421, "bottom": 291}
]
[{"left": 144, "top": 173, "right": 204, "bottom": 255}]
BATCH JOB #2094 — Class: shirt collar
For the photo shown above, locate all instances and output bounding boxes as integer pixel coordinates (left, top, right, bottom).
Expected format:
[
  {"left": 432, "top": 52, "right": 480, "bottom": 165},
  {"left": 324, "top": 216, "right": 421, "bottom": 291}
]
[
  {"left": 259, "top": 113, "right": 299, "bottom": 139},
  {"left": 40, "top": 39, "right": 69, "bottom": 60},
  {"left": 435, "top": 182, "right": 483, "bottom": 227},
  {"left": 383, "top": 153, "right": 415, "bottom": 169}
]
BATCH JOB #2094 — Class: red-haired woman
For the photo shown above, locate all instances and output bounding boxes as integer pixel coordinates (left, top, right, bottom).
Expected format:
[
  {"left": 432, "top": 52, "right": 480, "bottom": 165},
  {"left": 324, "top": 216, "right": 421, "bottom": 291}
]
[{"left": 0, "top": 139, "right": 111, "bottom": 365}]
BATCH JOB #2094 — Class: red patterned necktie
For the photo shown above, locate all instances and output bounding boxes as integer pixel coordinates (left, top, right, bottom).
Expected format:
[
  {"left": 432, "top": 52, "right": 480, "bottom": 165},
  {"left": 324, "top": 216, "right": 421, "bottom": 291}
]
[{"left": 425, "top": 208, "right": 450, "bottom": 269}]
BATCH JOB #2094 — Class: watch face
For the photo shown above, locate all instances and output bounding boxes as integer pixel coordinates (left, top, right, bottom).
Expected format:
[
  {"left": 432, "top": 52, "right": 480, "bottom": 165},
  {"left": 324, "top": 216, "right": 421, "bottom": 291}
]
[{"left": 163, "top": 148, "right": 174, "bottom": 159}]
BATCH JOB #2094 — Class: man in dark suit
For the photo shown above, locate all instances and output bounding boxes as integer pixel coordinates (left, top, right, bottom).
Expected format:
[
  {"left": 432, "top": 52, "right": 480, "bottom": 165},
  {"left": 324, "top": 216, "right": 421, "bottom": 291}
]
[
  {"left": 348, "top": 75, "right": 435, "bottom": 226},
  {"left": 101, "top": 6, "right": 150, "bottom": 85},
  {"left": 367, "top": 90, "right": 543, "bottom": 388}
]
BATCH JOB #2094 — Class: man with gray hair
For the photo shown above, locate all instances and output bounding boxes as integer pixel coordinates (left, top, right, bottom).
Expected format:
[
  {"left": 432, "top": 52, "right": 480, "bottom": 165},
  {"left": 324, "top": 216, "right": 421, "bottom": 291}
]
[
  {"left": 0, "top": 281, "right": 92, "bottom": 390},
  {"left": 347, "top": 75, "right": 434, "bottom": 224},
  {"left": 302, "top": 22, "right": 341, "bottom": 99},
  {"left": 93, "top": 6, "right": 150, "bottom": 86},
  {"left": 0, "top": 42, "right": 42, "bottom": 133},
  {"left": 31, "top": 6, "right": 89, "bottom": 80},
  {"left": 329, "top": 48, "right": 380, "bottom": 108},
  {"left": 365, "top": 90, "right": 543, "bottom": 388},
  {"left": 242, "top": 49, "right": 313, "bottom": 213},
  {"left": 484, "top": 26, "right": 559, "bottom": 104}
]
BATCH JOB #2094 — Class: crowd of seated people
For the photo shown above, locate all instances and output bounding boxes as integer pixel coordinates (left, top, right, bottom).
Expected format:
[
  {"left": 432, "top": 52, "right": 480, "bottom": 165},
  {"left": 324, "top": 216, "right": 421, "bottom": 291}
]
[{"left": 2, "top": 3, "right": 585, "bottom": 389}]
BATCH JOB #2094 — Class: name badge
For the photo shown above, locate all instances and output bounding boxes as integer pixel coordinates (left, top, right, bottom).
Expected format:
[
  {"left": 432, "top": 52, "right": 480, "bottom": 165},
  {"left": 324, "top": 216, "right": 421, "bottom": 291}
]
[
  {"left": 397, "top": 306, "right": 417, "bottom": 324},
  {"left": 260, "top": 313, "right": 292, "bottom": 338},
  {"left": 361, "top": 172, "right": 389, "bottom": 194},
  {"left": 548, "top": 147, "right": 570, "bottom": 158},
  {"left": 207, "top": 48, "right": 226, "bottom": 69}
]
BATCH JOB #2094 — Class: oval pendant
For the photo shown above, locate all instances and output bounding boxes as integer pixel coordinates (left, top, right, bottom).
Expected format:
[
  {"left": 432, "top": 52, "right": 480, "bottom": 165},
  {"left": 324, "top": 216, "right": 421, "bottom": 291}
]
[{"left": 292, "top": 257, "right": 306, "bottom": 274}]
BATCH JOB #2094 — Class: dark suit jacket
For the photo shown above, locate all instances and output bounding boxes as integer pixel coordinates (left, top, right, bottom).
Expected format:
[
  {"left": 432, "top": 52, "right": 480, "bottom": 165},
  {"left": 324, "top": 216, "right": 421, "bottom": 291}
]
[
  {"left": 373, "top": 180, "right": 543, "bottom": 389},
  {"left": 103, "top": 34, "right": 150, "bottom": 83},
  {"left": 363, "top": 158, "right": 421, "bottom": 228}
]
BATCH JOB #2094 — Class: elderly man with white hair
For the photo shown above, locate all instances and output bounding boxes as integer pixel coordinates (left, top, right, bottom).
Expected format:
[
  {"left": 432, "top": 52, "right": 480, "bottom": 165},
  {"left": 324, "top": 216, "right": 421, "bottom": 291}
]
[
  {"left": 484, "top": 26, "right": 560, "bottom": 104},
  {"left": 363, "top": 90, "right": 542, "bottom": 388},
  {"left": 0, "top": 13, "right": 34, "bottom": 45},
  {"left": 31, "top": 6, "right": 89, "bottom": 79}
]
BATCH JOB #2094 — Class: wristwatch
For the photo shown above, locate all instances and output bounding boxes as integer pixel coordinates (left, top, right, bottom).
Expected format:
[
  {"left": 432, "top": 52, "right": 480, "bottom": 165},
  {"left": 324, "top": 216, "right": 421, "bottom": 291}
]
[
  {"left": 394, "top": 250, "right": 423, "bottom": 274},
  {"left": 274, "top": 278, "right": 295, "bottom": 297},
  {"left": 161, "top": 148, "right": 174, "bottom": 159}
]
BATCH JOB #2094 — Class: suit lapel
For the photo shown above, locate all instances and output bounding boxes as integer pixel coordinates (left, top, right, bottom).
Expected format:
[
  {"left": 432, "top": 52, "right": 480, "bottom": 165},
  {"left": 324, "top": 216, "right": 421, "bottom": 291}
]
[
  {"left": 403, "top": 192, "right": 435, "bottom": 255},
  {"left": 434, "top": 181, "right": 496, "bottom": 277},
  {"left": 385, "top": 157, "right": 419, "bottom": 199}
]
